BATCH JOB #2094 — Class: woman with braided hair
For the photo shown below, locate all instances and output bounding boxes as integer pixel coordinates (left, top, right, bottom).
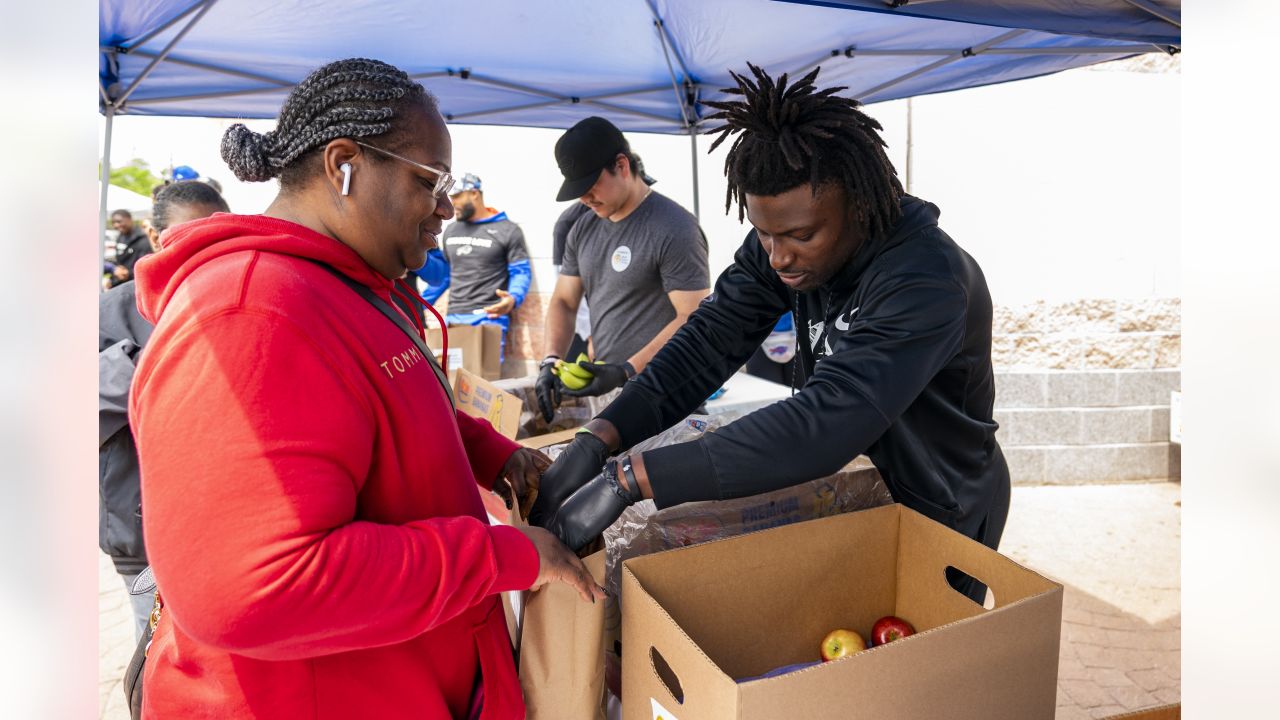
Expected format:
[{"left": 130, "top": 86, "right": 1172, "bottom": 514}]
[
  {"left": 541, "top": 63, "right": 1011, "bottom": 605},
  {"left": 129, "top": 58, "right": 602, "bottom": 720}
]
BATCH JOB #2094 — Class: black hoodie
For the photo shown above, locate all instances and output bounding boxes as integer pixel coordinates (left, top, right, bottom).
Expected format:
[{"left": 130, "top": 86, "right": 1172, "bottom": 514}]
[{"left": 598, "top": 195, "right": 1009, "bottom": 538}]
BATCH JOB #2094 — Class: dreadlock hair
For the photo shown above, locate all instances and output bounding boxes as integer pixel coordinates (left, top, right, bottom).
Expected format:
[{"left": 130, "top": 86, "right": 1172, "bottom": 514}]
[
  {"left": 151, "top": 180, "right": 230, "bottom": 234},
  {"left": 704, "top": 63, "right": 903, "bottom": 241},
  {"left": 221, "top": 58, "right": 435, "bottom": 189}
]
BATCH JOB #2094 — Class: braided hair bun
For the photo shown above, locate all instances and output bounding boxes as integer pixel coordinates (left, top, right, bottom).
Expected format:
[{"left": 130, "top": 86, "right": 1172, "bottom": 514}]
[{"left": 221, "top": 123, "right": 275, "bottom": 182}]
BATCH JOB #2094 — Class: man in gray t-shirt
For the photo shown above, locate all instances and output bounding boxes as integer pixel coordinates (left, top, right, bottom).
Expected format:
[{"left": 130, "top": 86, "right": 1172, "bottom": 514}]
[
  {"left": 412, "top": 173, "right": 532, "bottom": 361},
  {"left": 535, "top": 116, "right": 709, "bottom": 423}
]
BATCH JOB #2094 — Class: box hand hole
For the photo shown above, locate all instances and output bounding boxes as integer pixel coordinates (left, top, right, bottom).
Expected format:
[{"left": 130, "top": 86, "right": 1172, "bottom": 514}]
[
  {"left": 649, "top": 646, "right": 684, "bottom": 705},
  {"left": 946, "top": 565, "right": 997, "bottom": 610}
]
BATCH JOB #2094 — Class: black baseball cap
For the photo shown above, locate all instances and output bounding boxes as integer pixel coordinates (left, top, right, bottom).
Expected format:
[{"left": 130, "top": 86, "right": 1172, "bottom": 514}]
[{"left": 554, "top": 116, "right": 630, "bottom": 202}]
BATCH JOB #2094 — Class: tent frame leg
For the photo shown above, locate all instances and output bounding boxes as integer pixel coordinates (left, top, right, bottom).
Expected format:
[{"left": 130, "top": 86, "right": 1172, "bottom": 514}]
[
  {"left": 99, "top": 106, "right": 114, "bottom": 293},
  {"left": 689, "top": 128, "right": 700, "bottom": 220}
]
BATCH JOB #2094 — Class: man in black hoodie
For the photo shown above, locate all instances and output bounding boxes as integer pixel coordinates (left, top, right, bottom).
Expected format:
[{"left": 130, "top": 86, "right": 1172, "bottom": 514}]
[{"left": 536, "top": 64, "right": 1010, "bottom": 604}]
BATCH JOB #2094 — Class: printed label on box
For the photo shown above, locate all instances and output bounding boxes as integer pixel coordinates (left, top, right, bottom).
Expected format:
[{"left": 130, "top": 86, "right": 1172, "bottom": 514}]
[{"left": 446, "top": 348, "right": 464, "bottom": 373}]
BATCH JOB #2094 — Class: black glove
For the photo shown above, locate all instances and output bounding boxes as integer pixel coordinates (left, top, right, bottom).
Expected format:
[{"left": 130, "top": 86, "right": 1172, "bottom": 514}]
[
  {"left": 549, "top": 458, "right": 643, "bottom": 552},
  {"left": 528, "top": 430, "right": 610, "bottom": 528},
  {"left": 534, "top": 356, "right": 562, "bottom": 423},
  {"left": 561, "top": 360, "right": 635, "bottom": 398}
]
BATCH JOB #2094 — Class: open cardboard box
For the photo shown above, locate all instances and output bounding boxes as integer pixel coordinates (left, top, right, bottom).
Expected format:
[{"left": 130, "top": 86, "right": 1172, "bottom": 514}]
[{"left": 622, "top": 504, "right": 1063, "bottom": 720}]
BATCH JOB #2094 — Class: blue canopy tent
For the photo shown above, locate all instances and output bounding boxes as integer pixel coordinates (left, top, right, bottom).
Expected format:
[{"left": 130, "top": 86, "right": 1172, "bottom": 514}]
[{"left": 98, "top": 0, "right": 1179, "bottom": 272}]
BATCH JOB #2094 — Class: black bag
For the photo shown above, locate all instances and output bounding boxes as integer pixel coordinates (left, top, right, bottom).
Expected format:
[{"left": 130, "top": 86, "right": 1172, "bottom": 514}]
[
  {"left": 122, "top": 567, "right": 157, "bottom": 719},
  {"left": 119, "top": 266, "right": 450, "bottom": 718}
]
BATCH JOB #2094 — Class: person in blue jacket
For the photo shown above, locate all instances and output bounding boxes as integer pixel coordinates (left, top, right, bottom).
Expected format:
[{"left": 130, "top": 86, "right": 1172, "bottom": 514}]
[{"left": 413, "top": 173, "right": 531, "bottom": 360}]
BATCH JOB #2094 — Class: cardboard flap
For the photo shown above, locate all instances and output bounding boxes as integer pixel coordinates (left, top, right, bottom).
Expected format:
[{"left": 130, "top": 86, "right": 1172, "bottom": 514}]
[
  {"left": 1100, "top": 705, "right": 1180, "bottom": 720},
  {"left": 623, "top": 505, "right": 900, "bottom": 679},
  {"left": 896, "top": 506, "right": 1061, "bottom": 628},
  {"left": 517, "top": 427, "right": 581, "bottom": 449},
  {"left": 454, "top": 368, "right": 523, "bottom": 439},
  {"left": 621, "top": 566, "right": 739, "bottom": 717}
]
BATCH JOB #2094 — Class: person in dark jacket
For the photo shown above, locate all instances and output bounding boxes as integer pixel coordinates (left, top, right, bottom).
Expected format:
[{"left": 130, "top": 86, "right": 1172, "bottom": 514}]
[
  {"left": 537, "top": 64, "right": 1011, "bottom": 604},
  {"left": 108, "top": 209, "right": 154, "bottom": 287},
  {"left": 99, "top": 181, "right": 230, "bottom": 639}
]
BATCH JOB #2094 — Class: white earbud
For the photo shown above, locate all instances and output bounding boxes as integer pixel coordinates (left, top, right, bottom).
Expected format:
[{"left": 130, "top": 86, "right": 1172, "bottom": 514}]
[{"left": 340, "top": 163, "right": 352, "bottom": 196}]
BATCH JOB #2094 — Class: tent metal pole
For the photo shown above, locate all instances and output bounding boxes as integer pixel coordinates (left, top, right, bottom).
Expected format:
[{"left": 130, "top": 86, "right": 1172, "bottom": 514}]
[
  {"left": 449, "top": 100, "right": 682, "bottom": 127},
  {"left": 583, "top": 100, "right": 683, "bottom": 126},
  {"left": 446, "top": 99, "right": 567, "bottom": 122},
  {"left": 793, "top": 41, "right": 1152, "bottom": 79},
  {"left": 905, "top": 97, "right": 913, "bottom": 194},
  {"left": 689, "top": 127, "right": 700, "bottom": 220},
  {"left": 114, "top": 0, "right": 221, "bottom": 108},
  {"left": 124, "top": 49, "right": 293, "bottom": 87},
  {"left": 461, "top": 74, "right": 681, "bottom": 124},
  {"left": 845, "top": 45, "right": 1159, "bottom": 56},
  {"left": 461, "top": 75, "right": 670, "bottom": 104},
  {"left": 125, "top": 0, "right": 209, "bottom": 51},
  {"left": 127, "top": 84, "right": 292, "bottom": 105},
  {"left": 1121, "top": 0, "right": 1181, "bottom": 28},
  {"left": 854, "top": 28, "right": 1027, "bottom": 100},
  {"left": 654, "top": 18, "right": 692, "bottom": 127},
  {"left": 443, "top": 84, "right": 677, "bottom": 123},
  {"left": 645, "top": 0, "right": 694, "bottom": 80},
  {"left": 99, "top": 106, "right": 115, "bottom": 293}
]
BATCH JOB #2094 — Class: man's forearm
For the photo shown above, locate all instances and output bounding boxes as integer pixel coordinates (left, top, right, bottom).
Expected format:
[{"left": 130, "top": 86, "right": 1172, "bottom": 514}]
[
  {"left": 626, "top": 313, "right": 691, "bottom": 373},
  {"left": 544, "top": 299, "right": 578, "bottom": 359}
]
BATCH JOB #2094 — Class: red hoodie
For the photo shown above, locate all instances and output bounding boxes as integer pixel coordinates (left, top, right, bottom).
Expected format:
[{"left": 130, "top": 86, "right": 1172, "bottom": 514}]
[{"left": 130, "top": 214, "right": 537, "bottom": 719}]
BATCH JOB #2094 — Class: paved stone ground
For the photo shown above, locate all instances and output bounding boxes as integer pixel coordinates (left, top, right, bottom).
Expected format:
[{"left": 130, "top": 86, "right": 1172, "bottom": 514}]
[
  {"left": 97, "top": 482, "right": 1180, "bottom": 719},
  {"left": 98, "top": 554, "right": 135, "bottom": 720},
  {"left": 1000, "top": 482, "right": 1181, "bottom": 719}
]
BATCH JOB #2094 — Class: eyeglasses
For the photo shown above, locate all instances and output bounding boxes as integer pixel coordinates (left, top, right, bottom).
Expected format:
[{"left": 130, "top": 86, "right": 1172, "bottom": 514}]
[{"left": 355, "top": 140, "right": 455, "bottom": 197}]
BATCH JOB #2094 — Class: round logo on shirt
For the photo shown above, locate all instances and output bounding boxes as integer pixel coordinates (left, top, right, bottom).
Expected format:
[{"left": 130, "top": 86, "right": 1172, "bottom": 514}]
[{"left": 611, "top": 246, "right": 632, "bottom": 272}]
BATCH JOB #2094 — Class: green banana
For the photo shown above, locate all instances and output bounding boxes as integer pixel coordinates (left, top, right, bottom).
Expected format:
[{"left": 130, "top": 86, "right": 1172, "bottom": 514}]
[
  {"left": 561, "top": 353, "right": 596, "bottom": 380},
  {"left": 553, "top": 360, "right": 591, "bottom": 390}
]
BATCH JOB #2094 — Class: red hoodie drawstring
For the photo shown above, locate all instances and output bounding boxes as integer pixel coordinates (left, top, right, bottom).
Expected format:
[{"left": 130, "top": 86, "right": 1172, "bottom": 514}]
[{"left": 391, "top": 279, "right": 448, "bottom": 366}]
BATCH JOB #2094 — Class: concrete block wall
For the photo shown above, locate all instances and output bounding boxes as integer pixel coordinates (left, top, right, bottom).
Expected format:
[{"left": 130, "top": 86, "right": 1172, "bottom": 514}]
[
  {"left": 995, "top": 369, "right": 1181, "bottom": 485},
  {"left": 992, "top": 297, "right": 1181, "bottom": 485}
]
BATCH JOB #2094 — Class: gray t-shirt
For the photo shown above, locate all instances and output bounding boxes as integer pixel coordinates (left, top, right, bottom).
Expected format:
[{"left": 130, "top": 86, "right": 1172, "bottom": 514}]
[
  {"left": 440, "top": 213, "right": 528, "bottom": 313},
  {"left": 560, "top": 191, "right": 708, "bottom": 362}
]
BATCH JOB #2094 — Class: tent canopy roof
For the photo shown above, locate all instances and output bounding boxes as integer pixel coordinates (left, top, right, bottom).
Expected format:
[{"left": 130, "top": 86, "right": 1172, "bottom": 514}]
[{"left": 99, "top": 0, "right": 1179, "bottom": 134}]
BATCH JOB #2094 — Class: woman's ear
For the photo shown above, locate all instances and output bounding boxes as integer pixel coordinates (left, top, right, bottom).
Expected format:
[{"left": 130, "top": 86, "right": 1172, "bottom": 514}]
[
  {"left": 322, "top": 138, "right": 361, "bottom": 198},
  {"left": 146, "top": 225, "right": 162, "bottom": 252}
]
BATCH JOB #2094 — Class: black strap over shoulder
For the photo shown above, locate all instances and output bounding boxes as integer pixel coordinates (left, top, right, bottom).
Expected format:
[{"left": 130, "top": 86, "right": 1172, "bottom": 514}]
[{"left": 312, "top": 261, "right": 455, "bottom": 410}]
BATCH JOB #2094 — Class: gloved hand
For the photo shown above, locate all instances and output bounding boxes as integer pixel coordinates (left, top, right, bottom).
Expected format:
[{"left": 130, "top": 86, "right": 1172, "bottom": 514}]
[
  {"left": 528, "top": 430, "right": 610, "bottom": 528},
  {"left": 534, "top": 356, "right": 562, "bottom": 423},
  {"left": 549, "top": 458, "right": 643, "bottom": 552},
  {"left": 561, "top": 359, "right": 635, "bottom": 398}
]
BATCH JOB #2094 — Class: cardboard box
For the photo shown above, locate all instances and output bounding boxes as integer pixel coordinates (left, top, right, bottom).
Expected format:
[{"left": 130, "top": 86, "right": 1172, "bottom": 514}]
[
  {"left": 517, "top": 426, "right": 581, "bottom": 449},
  {"left": 427, "top": 324, "right": 502, "bottom": 382},
  {"left": 621, "top": 504, "right": 1063, "bottom": 720},
  {"left": 454, "top": 368, "right": 523, "bottom": 440},
  {"left": 1101, "top": 705, "right": 1180, "bottom": 720}
]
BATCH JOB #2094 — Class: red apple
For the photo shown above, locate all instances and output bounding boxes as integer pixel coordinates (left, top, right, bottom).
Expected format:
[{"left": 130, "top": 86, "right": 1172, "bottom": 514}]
[
  {"left": 871, "top": 615, "right": 915, "bottom": 646},
  {"left": 820, "top": 628, "right": 866, "bottom": 661}
]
